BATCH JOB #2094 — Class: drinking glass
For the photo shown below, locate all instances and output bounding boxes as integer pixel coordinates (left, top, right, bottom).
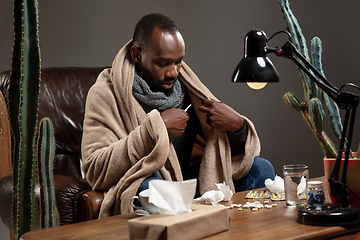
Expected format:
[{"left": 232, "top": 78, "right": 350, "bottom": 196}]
[{"left": 283, "top": 164, "right": 309, "bottom": 207}]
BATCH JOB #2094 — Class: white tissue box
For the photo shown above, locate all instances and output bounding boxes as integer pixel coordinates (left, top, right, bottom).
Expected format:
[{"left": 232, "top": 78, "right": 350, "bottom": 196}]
[{"left": 127, "top": 204, "right": 229, "bottom": 240}]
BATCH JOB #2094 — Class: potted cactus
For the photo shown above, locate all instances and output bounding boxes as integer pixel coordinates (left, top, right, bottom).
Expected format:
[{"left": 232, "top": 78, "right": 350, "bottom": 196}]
[
  {"left": 10, "top": 0, "right": 41, "bottom": 238},
  {"left": 10, "top": 0, "right": 58, "bottom": 239},
  {"left": 278, "top": 0, "right": 360, "bottom": 207},
  {"left": 37, "top": 118, "right": 59, "bottom": 229}
]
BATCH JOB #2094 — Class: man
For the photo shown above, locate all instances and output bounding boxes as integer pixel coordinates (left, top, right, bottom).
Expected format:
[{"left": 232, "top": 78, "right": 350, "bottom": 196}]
[{"left": 81, "top": 13, "right": 274, "bottom": 218}]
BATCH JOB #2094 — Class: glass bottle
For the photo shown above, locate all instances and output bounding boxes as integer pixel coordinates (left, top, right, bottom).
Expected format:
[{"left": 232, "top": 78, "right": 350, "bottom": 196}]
[{"left": 306, "top": 181, "right": 325, "bottom": 206}]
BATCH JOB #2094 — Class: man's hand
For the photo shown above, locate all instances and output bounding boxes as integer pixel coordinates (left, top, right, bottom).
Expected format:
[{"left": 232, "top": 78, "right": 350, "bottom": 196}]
[
  {"left": 160, "top": 108, "right": 190, "bottom": 137},
  {"left": 199, "top": 99, "right": 243, "bottom": 132}
]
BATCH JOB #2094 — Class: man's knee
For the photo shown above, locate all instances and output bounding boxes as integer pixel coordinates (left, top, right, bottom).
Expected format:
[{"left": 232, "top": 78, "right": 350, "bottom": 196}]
[
  {"left": 252, "top": 156, "right": 275, "bottom": 180},
  {"left": 233, "top": 156, "right": 275, "bottom": 192},
  {"left": 136, "top": 172, "right": 162, "bottom": 195}
]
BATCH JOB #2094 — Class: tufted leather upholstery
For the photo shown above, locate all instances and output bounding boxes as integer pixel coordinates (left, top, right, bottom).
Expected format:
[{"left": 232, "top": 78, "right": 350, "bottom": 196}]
[{"left": 0, "top": 67, "right": 107, "bottom": 229}]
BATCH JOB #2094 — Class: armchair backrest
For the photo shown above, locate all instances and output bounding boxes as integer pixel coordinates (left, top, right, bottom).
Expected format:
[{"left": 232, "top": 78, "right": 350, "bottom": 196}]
[
  {"left": 0, "top": 67, "right": 107, "bottom": 178},
  {"left": 0, "top": 90, "right": 11, "bottom": 179}
]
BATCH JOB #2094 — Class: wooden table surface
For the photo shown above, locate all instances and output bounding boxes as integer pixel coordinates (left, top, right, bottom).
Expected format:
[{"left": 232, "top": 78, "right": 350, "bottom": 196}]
[{"left": 20, "top": 177, "right": 360, "bottom": 240}]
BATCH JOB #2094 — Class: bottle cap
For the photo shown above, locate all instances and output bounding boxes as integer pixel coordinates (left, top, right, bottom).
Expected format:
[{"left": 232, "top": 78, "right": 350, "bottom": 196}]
[{"left": 307, "top": 181, "right": 323, "bottom": 188}]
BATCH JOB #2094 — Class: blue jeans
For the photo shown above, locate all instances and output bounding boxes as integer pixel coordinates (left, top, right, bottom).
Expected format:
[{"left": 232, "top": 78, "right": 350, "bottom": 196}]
[
  {"left": 136, "top": 156, "right": 275, "bottom": 195},
  {"left": 136, "top": 172, "right": 163, "bottom": 196},
  {"left": 233, "top": 156, "right": 275, "bottom": 192}
]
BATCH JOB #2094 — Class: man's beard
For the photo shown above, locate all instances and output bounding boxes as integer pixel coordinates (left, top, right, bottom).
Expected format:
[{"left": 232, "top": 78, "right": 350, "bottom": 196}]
[
  {"left": 137, "top": 65, "right": 177, "bottom": 95},
  {"left": 149, "top": 77, "right": 177, "bottom": 96}
]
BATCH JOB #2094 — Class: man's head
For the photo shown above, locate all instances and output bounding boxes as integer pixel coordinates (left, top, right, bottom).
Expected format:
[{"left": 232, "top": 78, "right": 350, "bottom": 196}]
[{"left": 130, "top": 13, "right": 185, "bottom": 92}]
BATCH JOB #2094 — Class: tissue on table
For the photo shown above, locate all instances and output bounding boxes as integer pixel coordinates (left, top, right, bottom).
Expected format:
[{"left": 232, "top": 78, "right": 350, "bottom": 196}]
[
  {"left": 192, "top": 182, "right": 233, "bottom": 206},
  {"left": 264, "top": 175, "right": 284, "bottom": 194},
  {"left": 148, "top": 179, "right": 197, "bottom": 215},
  {"left": 215, "top": 182, "right": 233, "bottom": 201},
  {"left": 297, "top": 176, "right": 306, "bottom": 195}
]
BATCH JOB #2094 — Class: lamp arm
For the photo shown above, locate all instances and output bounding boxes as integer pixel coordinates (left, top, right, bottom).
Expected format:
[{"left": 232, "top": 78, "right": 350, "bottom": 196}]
[{"left": 272, "top": 42, "right": 340, "bottom": 102}]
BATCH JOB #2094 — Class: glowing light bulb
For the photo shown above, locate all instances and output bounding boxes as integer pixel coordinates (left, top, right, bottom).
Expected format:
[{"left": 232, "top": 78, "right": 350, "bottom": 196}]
[{"left": 247, "top": 82, "right": 267, "bottom": 90}]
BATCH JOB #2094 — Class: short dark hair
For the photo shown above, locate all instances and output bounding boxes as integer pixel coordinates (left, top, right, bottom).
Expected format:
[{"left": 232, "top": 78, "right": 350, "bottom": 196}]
[{"left": 133, "top": 13, "right": 179, "bottom": 50}]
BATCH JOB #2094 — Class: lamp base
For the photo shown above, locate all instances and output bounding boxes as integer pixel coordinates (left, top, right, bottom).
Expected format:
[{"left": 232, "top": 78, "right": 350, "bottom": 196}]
[{"left": 297, "top": 203, "right": 360, "bottom": 226}]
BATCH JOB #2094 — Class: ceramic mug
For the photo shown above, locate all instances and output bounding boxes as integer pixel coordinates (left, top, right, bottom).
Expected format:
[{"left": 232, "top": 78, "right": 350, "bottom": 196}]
[{"left": 130, "top": 189, "right": 158, "bottom": 214}]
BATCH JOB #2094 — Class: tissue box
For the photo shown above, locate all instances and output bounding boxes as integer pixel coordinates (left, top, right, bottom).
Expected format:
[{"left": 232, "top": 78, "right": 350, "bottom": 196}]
[{"left": 127, "top": 204, "right": 229, "bottom": 240}]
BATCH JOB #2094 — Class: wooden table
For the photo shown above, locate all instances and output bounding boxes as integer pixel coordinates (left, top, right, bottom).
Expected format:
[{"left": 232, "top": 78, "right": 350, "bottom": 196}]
[{"left": 20, "top": 177, "right": 360, "bottom": 240}]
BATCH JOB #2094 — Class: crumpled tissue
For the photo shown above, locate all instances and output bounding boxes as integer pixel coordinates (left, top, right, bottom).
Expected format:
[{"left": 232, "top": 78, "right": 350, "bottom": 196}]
[
  {"left": 148, "top": 179, "right": 197, "bottom": 215},
  {"left": 192, "top": 182, "right": 233, "bottom": 207},
  {"left": 264, "top": 175, "right": 284, "bottom": 193},
  {"left": 297, "top": 176, "right": 307, "bottom": 195}
]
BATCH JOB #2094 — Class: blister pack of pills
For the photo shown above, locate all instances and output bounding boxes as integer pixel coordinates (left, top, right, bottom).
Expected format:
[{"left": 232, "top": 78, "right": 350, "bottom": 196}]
[
  {"left": 245, "top": 190, "right": 270, "bottom": 199},
  {"left": 246, "top": 190, "right": 286, "bottom": 201}
]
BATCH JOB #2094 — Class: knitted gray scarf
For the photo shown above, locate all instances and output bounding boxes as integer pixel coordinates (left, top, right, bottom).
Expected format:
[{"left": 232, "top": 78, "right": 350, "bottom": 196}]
[{"left": 132, "top": 70, "right": 185, "bottom": 113}]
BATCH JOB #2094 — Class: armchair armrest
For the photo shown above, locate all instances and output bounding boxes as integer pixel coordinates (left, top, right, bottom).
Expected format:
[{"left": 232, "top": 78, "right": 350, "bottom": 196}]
[
  {"left": 53, "top": 175, "right": 103, "bottom": 224},
  {"left": 76, "top": 190, "right": 103, "bottom": 222}
]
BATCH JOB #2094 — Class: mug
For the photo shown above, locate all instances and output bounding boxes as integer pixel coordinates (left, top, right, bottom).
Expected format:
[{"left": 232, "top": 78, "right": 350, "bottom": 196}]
[{"left": 130, "top": 189, "right": 158, "bottom": 214}]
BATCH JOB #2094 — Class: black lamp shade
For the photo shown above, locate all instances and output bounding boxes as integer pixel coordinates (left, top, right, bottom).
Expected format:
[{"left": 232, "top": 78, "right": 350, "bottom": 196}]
[{"left": 232, "top": 29, "right": 280, "bottom": 83}]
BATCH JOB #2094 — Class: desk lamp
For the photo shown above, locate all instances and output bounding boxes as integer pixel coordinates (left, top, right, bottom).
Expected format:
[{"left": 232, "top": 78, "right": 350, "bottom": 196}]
[{"left": 232, "top": 29, "right": 360, "bottom": 226}]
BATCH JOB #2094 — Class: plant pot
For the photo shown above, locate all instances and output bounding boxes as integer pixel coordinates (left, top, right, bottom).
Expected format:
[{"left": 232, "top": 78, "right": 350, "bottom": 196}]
[{"left": 323, "top": 152, "right": 360, "bottom": 208}]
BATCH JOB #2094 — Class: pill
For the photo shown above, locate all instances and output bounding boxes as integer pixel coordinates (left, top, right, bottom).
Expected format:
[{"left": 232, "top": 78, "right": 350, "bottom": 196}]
[
  {"left": 259, "top": 191, "right": 264, "bottom": 198},
  {"left": 264, "top": 190, "right": 269, "bottom": 198},
  {"left": 271, "top": 193, "right": 276, "bottom": 200},
  {"left": 253, "top": 191, "right": 258, "bottom": 197}
]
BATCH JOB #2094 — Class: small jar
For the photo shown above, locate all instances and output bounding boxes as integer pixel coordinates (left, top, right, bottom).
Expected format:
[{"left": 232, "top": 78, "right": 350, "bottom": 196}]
[{"left": 306, "top": 181, "right": 325, "bottom": 206}]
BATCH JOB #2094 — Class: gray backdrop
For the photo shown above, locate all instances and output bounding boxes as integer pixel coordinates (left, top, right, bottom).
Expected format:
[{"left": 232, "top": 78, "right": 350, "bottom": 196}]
[{"left": 0, "top": 0, "right": 359, "bottom": 180}]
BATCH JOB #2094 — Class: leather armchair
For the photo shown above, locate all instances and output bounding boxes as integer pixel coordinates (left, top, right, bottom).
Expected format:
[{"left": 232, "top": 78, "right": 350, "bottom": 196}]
[{"left": 0, "top": 67, "right": 108, "bottom": 230}]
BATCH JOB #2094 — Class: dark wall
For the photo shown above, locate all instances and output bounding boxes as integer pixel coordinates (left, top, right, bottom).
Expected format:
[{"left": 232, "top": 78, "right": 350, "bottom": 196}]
[{"left": 1, "top": 0, "right": 359, "bottom": 178}]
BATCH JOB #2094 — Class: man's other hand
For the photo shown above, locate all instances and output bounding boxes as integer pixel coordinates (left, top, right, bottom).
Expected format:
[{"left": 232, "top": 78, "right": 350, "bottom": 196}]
[
  {"left": 160, "top": 108, "right": 189, "bottom": 137},
  {"left": 199, "top": 99, "right": 243, "bottom": 132}
]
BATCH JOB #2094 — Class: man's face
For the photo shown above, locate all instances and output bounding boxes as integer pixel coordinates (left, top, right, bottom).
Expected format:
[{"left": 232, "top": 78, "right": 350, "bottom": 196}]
[{"left": 135, "top": 28, "right": 185, "bottom": 92}]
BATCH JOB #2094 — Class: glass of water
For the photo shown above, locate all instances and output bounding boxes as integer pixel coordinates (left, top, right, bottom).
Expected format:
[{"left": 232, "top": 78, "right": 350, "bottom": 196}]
[{"left": 283, "top": 164, "right": 309, "bottom": 207}]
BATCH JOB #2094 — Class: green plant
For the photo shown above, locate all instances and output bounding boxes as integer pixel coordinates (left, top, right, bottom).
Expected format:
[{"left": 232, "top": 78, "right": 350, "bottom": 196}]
[
  {"left": 10, "top": 0, "right": 41, "bottom": 238},
  {"left": 37, "top": 117, "right": 59, "bottom": 228},
  {"left": 278, "top": 0, "right": 357, "bottom": 158}
]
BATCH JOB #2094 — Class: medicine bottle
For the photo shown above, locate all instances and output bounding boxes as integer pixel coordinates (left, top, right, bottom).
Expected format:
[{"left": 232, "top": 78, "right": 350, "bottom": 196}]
[{"left": 306, "top": 181, "right": 325, "bottom": 206}]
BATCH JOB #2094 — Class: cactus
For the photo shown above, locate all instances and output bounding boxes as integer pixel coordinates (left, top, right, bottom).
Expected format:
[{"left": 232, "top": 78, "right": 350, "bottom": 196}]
[
  {"left": 9, "top": 0, "right": 41, "bottom": 238},
  {"left": 278, "top": 0, "right": 355, "bottom": 158},
  {"left": 37, "top": 118, "right": 59, "bottom": 228}
]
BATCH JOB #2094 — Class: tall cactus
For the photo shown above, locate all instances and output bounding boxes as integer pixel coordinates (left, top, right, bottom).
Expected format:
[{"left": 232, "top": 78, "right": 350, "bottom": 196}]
[
  {"left": 279, "top": 0, "right": 354, "bottom": 158},
  {"left": 10, "top": 0, "right": 41, "bottom": 239},
  {"left": 37, "top": 118, "right": 59, "bottom": 228}
]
